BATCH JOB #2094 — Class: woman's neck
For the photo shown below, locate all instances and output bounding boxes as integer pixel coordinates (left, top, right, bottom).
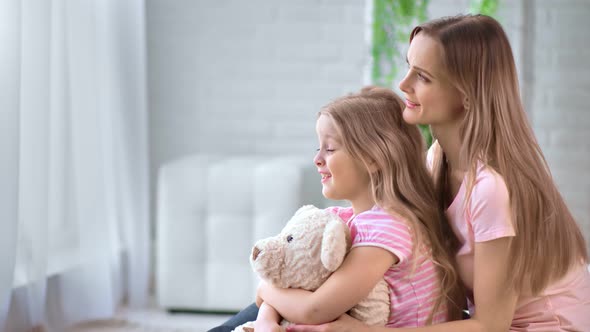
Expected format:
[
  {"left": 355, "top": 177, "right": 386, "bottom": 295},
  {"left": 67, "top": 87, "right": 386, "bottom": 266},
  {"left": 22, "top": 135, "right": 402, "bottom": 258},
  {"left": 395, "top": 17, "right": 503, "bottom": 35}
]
[{"left": 431, "top": 124, "right": 465, "bottom": 172}]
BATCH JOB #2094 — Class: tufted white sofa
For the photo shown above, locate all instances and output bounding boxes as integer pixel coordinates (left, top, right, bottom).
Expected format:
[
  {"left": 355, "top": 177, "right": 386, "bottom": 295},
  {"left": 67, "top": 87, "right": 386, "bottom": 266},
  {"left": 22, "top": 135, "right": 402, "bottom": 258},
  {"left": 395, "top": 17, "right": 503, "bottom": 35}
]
[{"left": 156, "top": 154, "right": 332, "bottom": 312}]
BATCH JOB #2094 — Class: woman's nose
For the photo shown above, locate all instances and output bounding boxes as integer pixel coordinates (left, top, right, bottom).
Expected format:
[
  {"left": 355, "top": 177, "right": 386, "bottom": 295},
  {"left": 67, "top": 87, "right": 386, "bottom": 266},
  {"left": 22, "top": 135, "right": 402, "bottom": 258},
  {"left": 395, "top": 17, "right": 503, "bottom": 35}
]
[{"left": 398, "top": 71, "right": 412, "bottom": 93}]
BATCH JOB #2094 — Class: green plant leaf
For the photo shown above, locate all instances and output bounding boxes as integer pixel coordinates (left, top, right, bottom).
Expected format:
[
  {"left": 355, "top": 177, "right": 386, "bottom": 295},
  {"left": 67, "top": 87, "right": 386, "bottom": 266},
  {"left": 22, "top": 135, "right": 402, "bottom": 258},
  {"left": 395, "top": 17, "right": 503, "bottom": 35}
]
[
  {"left": 469, "top": 0, "right": 499, "bottom": 17},
  {"left": 371, "top": 0, "right": 432, "bottom": 146}
]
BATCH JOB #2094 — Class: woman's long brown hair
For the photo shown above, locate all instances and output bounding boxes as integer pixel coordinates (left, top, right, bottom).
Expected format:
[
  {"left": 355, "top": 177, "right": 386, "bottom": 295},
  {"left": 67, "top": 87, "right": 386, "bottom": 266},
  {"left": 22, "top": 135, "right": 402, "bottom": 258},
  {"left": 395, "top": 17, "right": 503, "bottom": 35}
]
[{"left": 411, "top": 14, "right": 588, "bottom": 295}]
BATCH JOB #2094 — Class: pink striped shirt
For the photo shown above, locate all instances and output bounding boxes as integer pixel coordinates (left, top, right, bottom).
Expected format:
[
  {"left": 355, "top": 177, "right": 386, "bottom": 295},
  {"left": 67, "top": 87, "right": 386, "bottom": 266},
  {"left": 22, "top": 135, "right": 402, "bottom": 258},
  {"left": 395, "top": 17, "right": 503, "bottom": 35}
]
[{"left": 326, "top": 206, "right": 447, "bottom": 327}]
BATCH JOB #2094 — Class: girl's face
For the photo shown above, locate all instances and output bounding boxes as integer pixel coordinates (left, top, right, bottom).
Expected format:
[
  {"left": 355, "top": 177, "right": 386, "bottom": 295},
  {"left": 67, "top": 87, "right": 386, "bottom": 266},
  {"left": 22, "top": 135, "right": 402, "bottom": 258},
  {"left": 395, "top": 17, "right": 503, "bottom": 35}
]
[
  {"left": 313, "top": 115, "right": 372, "bottom": 209},
  {"left": 399, "top": 33, "right": 464, "bottom": 129}
]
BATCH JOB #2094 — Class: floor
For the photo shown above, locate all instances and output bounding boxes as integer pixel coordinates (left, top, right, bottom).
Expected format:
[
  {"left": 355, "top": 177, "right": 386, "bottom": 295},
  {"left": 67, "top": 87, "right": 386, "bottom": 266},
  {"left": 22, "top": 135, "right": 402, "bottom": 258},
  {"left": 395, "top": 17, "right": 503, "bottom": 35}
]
[{"left": 68, "top": 306, "right": 233, "bottom": 332}]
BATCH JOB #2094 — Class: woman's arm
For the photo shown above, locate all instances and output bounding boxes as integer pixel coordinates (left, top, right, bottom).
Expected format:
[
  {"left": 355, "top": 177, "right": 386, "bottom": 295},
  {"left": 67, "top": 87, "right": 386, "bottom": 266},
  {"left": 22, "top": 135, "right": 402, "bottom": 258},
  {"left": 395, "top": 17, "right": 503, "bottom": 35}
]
[
  {"left": 396, "top": 236, "right": 518, "bottom": 332},
  {"left": 288, "top": 236, "right": 518, "bottom": 332},
  {"left": 286, "top": 313, "right": 484, "bottom": 332},
  {"left": 258, "top": 246, "right": 397, "bottom": 325},
  {"left": 469, "top": 236, "right": 519, "bottom": 330}
]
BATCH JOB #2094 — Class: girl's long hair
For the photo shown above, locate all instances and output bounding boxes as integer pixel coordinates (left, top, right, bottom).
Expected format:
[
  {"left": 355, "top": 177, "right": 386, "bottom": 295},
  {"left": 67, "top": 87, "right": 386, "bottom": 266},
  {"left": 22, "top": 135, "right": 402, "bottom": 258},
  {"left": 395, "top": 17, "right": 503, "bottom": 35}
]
[
  {"left": 411, "top": 14, "right": 588, "bottom": 295},
  {"left": 320, "top": 86, "right": 464, "bottom": 322}
]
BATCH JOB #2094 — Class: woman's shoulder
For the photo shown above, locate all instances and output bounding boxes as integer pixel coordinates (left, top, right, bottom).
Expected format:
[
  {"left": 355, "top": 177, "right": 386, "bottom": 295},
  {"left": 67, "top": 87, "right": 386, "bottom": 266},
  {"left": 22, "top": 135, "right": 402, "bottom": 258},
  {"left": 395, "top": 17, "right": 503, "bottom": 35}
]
[
  {"left": 472, "top": 164, "right": 509, "bottom": 199},
  {"left": 465, "top": 165, "right": 513, "bottom": 226}
]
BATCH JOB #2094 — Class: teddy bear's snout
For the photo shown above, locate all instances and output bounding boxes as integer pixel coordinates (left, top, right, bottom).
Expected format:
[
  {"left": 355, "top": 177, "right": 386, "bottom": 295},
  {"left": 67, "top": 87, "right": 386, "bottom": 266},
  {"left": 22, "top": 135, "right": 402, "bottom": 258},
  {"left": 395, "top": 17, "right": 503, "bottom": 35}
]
[{"left": 251, "top": 246, "right": 261, "bottom": 261}]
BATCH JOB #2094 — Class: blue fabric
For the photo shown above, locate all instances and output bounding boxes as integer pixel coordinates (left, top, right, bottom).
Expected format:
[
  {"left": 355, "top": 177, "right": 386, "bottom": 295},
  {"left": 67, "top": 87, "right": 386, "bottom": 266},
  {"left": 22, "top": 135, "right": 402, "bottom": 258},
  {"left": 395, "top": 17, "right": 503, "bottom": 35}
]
[{"left": 207, "top": 303, "right": 259, "bottom": 332}]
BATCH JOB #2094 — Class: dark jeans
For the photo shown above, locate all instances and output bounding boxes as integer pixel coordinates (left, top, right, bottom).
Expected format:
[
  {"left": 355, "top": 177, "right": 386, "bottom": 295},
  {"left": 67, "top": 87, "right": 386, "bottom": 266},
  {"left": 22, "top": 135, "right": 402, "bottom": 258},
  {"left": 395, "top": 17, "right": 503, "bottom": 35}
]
[{"left": 207, "top": 303, "right": 259, "bottom": 332}]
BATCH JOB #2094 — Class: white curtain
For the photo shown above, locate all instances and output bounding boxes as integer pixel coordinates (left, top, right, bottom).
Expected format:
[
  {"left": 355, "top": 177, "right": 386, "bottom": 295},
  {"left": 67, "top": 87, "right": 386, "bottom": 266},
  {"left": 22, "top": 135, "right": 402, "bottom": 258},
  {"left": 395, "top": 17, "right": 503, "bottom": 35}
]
[{"left": 0, "top": 0, "right": 150, "bottom": 331}]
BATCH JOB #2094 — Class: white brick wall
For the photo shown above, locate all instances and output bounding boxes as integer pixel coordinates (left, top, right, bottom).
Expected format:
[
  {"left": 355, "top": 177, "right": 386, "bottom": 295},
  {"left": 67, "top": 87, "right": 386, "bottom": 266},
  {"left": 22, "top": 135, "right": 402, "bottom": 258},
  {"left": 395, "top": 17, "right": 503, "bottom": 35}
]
[
  {"left": 146, "top": 0, "right": 367, "bottom": 254},
  {"left": 147, "top": 0, "right": 366, "bottom": 170},
  {"left": 147, "top": 0, "right": 590, "bottom": 251},
  {"left": 529, "top": 0, "right": 590, "bottom": 250}
]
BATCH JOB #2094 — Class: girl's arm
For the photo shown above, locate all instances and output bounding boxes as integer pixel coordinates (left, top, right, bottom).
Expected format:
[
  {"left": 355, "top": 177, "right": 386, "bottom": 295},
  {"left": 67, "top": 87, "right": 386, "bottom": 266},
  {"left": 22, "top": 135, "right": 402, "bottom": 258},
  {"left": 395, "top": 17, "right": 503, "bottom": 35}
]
[
  {"left": 258, "top": 245, "right": 397, "bottom": 325},
  {"left": 287, "top": 236, "right": 518, "bottom": 332}
]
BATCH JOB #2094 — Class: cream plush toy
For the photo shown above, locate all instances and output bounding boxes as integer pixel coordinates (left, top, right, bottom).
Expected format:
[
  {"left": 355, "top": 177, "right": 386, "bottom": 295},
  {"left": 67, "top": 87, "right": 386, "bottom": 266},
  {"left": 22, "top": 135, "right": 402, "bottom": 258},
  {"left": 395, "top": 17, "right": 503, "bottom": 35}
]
[{"left": 232, "top": 205, "right": 390, "bottom": 332}]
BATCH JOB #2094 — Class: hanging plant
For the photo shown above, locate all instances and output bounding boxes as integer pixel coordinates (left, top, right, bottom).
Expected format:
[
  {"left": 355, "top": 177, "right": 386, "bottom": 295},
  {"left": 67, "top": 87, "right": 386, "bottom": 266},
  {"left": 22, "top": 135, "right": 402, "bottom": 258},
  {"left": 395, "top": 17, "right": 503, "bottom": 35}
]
[
  {"left": 371, "top": 0, "right": 432, "bottom": 147},
  {"left": 469, "top": 0, "right": 499, "bottom": 17},
  {"left": 371, "top": 0, "right": 429, "bottom": 88}
]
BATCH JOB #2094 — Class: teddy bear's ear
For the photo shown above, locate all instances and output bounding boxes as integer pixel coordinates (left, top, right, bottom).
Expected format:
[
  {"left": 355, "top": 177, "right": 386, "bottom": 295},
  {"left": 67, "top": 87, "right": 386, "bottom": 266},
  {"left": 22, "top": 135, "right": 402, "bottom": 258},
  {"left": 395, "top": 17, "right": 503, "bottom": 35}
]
[
  {"left": 293, "top": 205, "right": 317, "bottom": 217},
  {"left": 320, "top": 215, "right": 351, "bottom": 272}
]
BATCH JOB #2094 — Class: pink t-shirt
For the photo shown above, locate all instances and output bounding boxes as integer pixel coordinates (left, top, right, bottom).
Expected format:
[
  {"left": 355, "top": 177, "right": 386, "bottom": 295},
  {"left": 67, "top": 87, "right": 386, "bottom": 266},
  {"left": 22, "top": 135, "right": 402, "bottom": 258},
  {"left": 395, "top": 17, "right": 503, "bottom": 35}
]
[
  {"left": 427, "top": 143, "right": 590, "bottom": 331},
  {"left": 326, "top": 206, "right": 447, "bottom": 327}
]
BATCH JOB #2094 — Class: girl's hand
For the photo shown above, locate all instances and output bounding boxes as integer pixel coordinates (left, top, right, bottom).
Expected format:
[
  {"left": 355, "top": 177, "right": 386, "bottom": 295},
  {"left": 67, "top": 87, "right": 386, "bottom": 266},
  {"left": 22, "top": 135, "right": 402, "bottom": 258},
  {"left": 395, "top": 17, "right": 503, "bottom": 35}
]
[
  {"left": 285, "top": 314, "right": 371, "bottom": 332},
  {"left": 254, "top": 319, "right": 285, "bottom": 332},
  {"left": 255, "top": 302, "right": 284, "bottom": 332}
]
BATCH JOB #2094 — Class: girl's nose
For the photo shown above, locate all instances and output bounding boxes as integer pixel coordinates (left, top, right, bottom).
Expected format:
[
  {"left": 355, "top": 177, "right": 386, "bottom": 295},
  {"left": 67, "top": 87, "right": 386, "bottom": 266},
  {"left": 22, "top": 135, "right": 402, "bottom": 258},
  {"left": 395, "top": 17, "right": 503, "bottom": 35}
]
[{"left": 313, "top": 152, "right": 324, "bottom": 167}]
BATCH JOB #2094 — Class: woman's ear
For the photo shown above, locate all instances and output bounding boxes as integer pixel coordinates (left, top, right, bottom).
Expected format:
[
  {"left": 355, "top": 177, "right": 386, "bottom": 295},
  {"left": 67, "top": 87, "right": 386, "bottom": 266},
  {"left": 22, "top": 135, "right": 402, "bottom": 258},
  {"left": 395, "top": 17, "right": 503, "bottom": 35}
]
[
  {"left": 366, "top": 160, "right": 379, "bottom": 173},
  {"left": 463, "top": 96, "right": 470, "bottom": 110}
]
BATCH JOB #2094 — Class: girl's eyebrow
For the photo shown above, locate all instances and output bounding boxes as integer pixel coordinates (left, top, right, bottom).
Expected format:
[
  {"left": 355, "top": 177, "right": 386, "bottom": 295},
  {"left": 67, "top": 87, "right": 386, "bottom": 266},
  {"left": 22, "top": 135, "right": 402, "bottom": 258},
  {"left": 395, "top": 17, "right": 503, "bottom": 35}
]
[
  {"left": 319, "top": 134, "right": 341, "bottom": 146},
  {"left": 319, "top": 132, "right": 337, "bottom": 140}
]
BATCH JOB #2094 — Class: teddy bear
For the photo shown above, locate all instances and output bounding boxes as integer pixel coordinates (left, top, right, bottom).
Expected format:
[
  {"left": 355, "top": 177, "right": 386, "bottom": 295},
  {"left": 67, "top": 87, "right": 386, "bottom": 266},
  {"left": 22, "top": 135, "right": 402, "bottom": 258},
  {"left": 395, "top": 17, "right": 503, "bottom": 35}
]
[{"left": 232, "top": 205, "right": 390, "bottom": 332}]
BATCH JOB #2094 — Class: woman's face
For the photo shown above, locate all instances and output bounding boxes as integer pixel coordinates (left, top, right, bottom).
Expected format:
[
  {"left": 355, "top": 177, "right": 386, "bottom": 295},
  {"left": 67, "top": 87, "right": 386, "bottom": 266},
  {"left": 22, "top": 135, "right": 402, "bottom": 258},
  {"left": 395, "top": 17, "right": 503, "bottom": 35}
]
[{"left": 398, "top": 33, "right": 464, "bottom": 129}]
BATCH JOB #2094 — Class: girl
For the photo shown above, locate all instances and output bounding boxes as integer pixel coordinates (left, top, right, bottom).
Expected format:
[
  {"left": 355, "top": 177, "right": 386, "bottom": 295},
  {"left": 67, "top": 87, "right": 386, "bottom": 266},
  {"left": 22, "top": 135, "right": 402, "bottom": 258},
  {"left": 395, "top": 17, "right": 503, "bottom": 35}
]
[
  {"left": 253, "top": 86, "right": 464, "bottom": 331},
  {"left": 288, "top": 14, "right": 590, "bottom": 332}
]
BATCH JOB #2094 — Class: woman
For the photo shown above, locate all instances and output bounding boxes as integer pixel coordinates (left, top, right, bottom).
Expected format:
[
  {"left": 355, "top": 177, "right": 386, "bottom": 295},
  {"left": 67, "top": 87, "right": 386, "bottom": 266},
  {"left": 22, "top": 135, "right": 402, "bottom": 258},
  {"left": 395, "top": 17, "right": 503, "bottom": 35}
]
[{"left": 288, "top": 14, "right": 590, "bottom": 332}]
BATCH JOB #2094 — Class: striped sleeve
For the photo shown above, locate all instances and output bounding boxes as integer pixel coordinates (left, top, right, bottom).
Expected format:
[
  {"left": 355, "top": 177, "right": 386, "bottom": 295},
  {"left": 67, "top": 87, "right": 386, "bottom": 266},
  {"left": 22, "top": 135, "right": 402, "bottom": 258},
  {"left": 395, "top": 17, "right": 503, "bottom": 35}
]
[{"left": 350, "top": 209, "right": 413, "bottom": 266}]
